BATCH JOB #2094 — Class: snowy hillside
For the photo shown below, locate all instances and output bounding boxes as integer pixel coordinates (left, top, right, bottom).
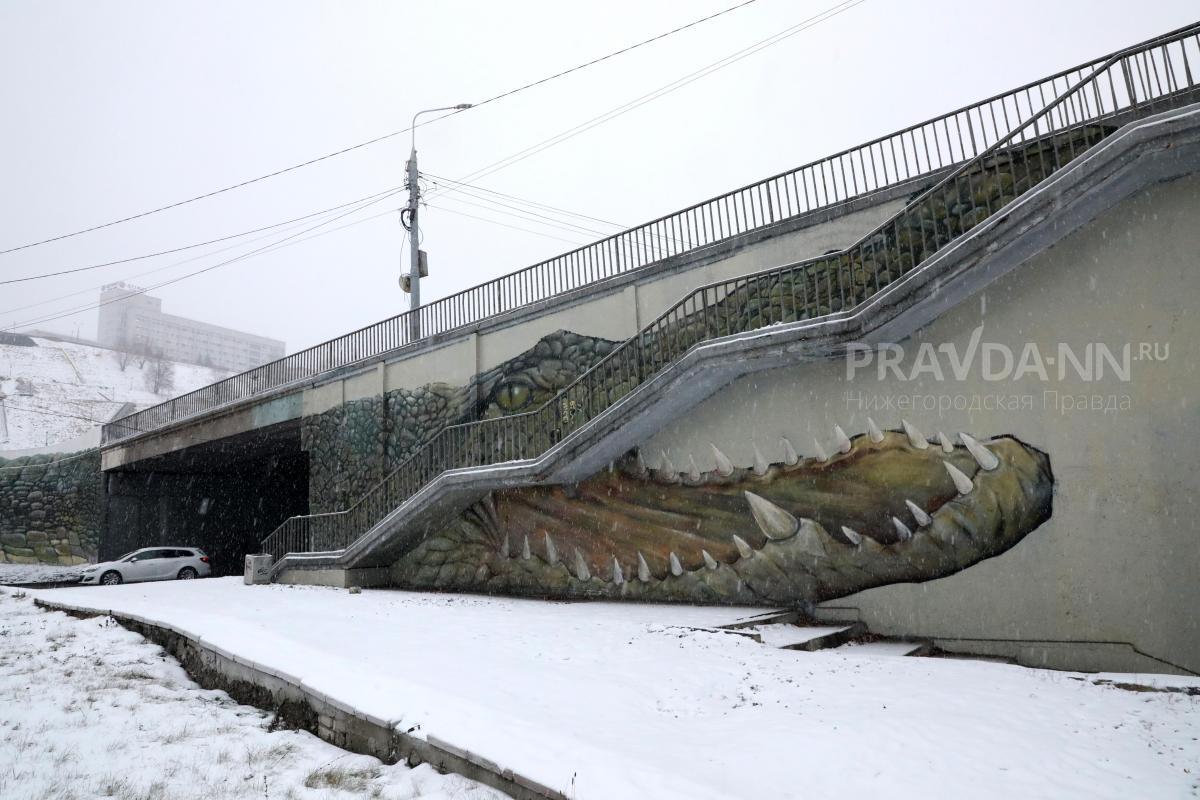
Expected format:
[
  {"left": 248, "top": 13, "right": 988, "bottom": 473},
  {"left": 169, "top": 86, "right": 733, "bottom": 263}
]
[{"left": 0, "top": 337, "right": 232, "bottom": 451}]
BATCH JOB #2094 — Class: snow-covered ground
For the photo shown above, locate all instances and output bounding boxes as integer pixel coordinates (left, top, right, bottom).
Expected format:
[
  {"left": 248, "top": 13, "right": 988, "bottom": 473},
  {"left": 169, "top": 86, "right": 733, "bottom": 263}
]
[
  {"left": 0, "top": 589, "right": 506, "bottom": 800},
  {"left": 0, "top": 563, "right": 83, "bottom": 585},
  {"left": 0, "top": 337, "right": 231, "bottom": 451},
  {"left": 27, "top": 578, "right": 1200, "bottom": 799}
]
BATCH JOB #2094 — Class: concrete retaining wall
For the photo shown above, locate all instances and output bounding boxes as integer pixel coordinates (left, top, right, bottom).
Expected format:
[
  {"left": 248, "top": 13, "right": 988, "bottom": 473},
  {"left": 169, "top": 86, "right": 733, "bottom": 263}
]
[{"left": 34, "top": 596, "right": 569, "bottom": 800}]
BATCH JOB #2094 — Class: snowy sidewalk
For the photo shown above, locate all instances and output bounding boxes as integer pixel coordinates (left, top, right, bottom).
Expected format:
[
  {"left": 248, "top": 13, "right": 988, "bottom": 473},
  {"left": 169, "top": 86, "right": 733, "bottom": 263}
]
[
  {"left": 0, "top": 589, "right": 504, "bottom": 800},
  {"left": 27, "top": 578, "right": 1200, "bottom": 799}
]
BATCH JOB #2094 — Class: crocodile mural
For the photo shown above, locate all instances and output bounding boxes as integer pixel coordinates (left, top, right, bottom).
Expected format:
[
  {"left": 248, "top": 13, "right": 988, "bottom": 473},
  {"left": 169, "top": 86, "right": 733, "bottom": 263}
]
[
  {"left": 391, "top": 422, "right": 1054, "bottom": 607},
  {"left": 305, "top": 128, "right": 1094, "bottom": 601}
]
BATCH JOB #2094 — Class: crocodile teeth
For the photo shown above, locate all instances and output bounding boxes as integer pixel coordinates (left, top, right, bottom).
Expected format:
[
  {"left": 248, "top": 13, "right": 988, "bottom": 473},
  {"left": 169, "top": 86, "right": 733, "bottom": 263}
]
[
  {"left": 612, "top": 557, "right": 624, "bottom": 584},
  {"left": 573, "top": 548, "right": 591, "bottom": 581},
  {"left": 752, "top": 444, "right": 769, "bottom": 477},
  {"left": 732, "top": 535, "right": 754, "bottom": 559},
  {"left": 867, "top": 417, "right": 885, "bottom": 443},
  {"left": 633, "top": 449, "right": 649, "bottom": 478},
  {"left": 522, "top": 535, "right": 531, "bottom": 560},
  {"left": 654, "top": 451, "right": 679, "bottom": 483},
  {"left": 891, "top": 516, "right": 914, "bottom": 541},
  {"left": 744, "top": 491, "right": 799, "bottom": 540},
  {"left": 840, "top": 526, "right": 864, "bottom": 546},
  {"left": 944, "top": 461, "right": 975, "bottom": 495},
  {"left": 902, "top": 419, "right": 929, "bottom": 450},
  {"left": 686, "top": 455, "right": 702, "bottom": 482},
  {"left": 710, "top": 443, "right": 734, "bottom": 477},
  {"left": 637, "top": 552, "right": 651, "bottom": 583},
  {"left": 780, "top": 437, "right": 800, "bottom": 466},
  {"left": 500, "top": 534, "right": 510, "bottom": 558},
  {"left": 702, "top": 550, "right": 719, "bottom": 570},
  {"left": 905, "top": 499, "right": 932, "bottom": 527},
  {"left": 959, "top": 433, "right": 1000, "bottom": 471},
  {"left": 812, "top": 438, "right": 829, "bottom": 462},
  {"left": 669, "top": 552, "right": 684, "bottom": 577},
  {"left": 796, "top": 518, "right": 837, "bottom": 557},
  {"left": 544, "top": 533, "right": 558, "bottom": 565},
  {"left": 834, "top": 425, "right": 852, "bottom": 453},
  {"left": 937, "top": 431, "right": 954, "bottom": 454}
]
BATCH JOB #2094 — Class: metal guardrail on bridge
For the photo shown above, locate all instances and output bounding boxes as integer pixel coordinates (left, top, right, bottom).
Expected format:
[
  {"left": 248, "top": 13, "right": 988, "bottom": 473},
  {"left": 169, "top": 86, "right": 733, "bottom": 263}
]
[
  {"left": 101, "top": 22, "right": 1200, "bottom": 445},
  {"left": 260, "top": 22, "right": 1200, "bottom": 564}
]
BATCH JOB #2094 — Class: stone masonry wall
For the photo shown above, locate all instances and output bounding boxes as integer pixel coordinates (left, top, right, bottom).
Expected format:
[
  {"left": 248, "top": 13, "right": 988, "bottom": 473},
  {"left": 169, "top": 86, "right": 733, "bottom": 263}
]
[{"left": 0, "top": 450, "right": 102, "bottom": 564}]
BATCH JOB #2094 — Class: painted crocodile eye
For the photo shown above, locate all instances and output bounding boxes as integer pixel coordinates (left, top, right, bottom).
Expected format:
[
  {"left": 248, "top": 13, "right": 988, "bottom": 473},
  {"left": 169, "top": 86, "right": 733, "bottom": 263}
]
[{"left": 495, "top": 382, "right": 532, "bottom": 411}]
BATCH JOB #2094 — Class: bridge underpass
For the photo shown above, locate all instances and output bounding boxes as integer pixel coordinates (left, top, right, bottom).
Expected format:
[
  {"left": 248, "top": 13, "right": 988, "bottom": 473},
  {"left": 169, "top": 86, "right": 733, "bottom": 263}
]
[{"left": 101, "top": 420, "right": 307, "bottom": 576}]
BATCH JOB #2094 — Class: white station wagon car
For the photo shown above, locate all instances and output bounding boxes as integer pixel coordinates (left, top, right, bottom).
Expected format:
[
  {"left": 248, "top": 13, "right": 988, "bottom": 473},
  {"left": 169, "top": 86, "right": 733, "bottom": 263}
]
[{"left": 80, "top": 547, "right": 212, "bottom": 586}]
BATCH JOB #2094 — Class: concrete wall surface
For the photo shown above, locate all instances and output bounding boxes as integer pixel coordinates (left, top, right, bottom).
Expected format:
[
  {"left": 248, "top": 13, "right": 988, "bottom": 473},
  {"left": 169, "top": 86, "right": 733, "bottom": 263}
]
[{"left": 639, "top": 176, "right": 1200, "bottom": 673}]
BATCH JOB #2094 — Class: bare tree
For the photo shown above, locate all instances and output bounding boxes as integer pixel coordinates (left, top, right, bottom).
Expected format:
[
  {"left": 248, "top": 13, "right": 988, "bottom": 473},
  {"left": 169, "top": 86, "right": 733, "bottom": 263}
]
[
  {"left": 144, "top": 351, "right": 175, "bottom": 395},
  {"left": 115, "top": 335, "right": 135, "bottom": 372}
]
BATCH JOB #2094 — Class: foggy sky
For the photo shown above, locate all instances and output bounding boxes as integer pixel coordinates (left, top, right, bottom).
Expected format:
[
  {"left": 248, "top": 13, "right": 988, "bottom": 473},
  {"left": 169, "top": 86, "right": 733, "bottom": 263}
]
[{"left": 2, "top": 1, "right": 1194, "bottom": 355}]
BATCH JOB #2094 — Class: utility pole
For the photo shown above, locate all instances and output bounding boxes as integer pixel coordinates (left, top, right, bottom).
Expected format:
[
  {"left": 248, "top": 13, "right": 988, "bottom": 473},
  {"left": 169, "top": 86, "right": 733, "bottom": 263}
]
[
  {"left": 0, "top": 391, "right": 7, "bottom": 444},
  {"left": 402, "top": 103, "right": 472, "bottom": 342}
]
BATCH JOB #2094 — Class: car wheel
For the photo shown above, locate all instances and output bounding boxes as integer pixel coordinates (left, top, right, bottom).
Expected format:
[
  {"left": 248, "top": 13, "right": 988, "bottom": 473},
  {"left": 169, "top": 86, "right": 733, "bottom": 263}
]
[
  {"left": 177, "top": 567, "right": 197, "bottom": 580},
  {"left": 100, "top": 570, "right": 122, "bottom": 586}
]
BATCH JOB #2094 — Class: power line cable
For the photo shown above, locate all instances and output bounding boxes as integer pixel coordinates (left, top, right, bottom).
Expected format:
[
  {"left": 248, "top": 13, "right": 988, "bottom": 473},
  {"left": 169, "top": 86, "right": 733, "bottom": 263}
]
[
  {"left": 3, "top": 190, "right": 404, "bottom": 333},
  {"left": 424, "top": 203, "right": 590, "bottom": 246},
  {"left": 0, "top": 204, "right": 379, "bottom": 318},
  {"left": 430, "top": 193, "right": 615, "bottom": 238},
  {"left": 420, "top": 172, "right": 626, "bottom": 228},
  {"left": 425, "top": 0, "right": 863, "bottom": 196},
  {"left": 0, "top": 0, "right": 765, "bottom": 257},
  {"left": 0, "top": 186, "right": 403, "bottom": 286}
]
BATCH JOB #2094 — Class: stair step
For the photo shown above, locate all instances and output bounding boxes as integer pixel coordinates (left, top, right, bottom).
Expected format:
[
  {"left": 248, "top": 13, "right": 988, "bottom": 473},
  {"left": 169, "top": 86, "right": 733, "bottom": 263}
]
[
  {"left": 831, "top": 639, "right": 932, "bottom": 657},
  {"left": 746, "top": 624, "right": 862, "bottom": 650}
]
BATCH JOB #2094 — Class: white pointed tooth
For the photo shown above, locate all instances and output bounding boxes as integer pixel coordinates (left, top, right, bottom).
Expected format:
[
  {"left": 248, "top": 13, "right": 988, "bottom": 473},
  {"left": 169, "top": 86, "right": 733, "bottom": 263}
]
[
  {"left": 686, "top": 455, "right": 702, "bottom": 482},
  {"left": 840, "top": 526, "right": 863, "bottom": 546},
  {"left": 544, "top": 533, "right": 558, "bottom": 565},
  {"left": 901, "top": 419, "right": 929, "bottom": 449},
  {"left": 959, "top": 432, "right": 1000, "bottom": 471},
  {"left": 905, "top": 499, "right": 932, "bottom": 527},
  {"left": 522, "top": 535, "right": 531, "bottom": 560},
  {"left": 709, "top": 443, "right": 734, "bottom": 477},
  {"left": 702, "top": 550, "right": 719, "bottom": 570},
  {"left": 891, "top": 516, "right": 913, "bottom": 541},
  {"left": 780, "top": 437, "right": 800, "bottom": 466},
  {"left": 658, "top": 451, "right": 676, "bottom": 475},
  {"left": 867, "top": 417, "right": 885, "bottom": 443},
  {"left": 637, "top": 552, "right": 651, "bottom": 583},
  {"left": 573, "top": 549, "right": 591, "bottom": 581},
  {"left": 744, "top": 491, "right": 799, "bottom": 540},
  {"left": 752, "top": 444, "right": 769, "bottom": 476},
  {"left": 669, "top": 552, "right": 684, "bottom": 577},
  {"left": 943, "top": 461, "right": 974, "bottom": 495},
  {"left": 611, "top": 557, "right": 624, "bottom": 585},
  {"left": 834, "top": 424, "right": 852, "bottom": 453},
  {"left": 732, "top": 535, "right": 754, "bottom": 559},
  {"left": 812, "top": 438, "right": 829, "bottom": 462},
  {"left": 633, "top": 449, "right": 649, "bottom": 477},
  {"left": 937, "top": 431, "right": 954, "bottom": 454},
  {"left": 500, "top": 534, "right": 511, "bottom": 558}
]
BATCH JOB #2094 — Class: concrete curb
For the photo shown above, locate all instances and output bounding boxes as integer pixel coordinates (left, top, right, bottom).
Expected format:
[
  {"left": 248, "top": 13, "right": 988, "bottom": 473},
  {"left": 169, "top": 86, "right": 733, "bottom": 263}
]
[{"left": 31, "top": 596, "right": 569, "bottom": 800}]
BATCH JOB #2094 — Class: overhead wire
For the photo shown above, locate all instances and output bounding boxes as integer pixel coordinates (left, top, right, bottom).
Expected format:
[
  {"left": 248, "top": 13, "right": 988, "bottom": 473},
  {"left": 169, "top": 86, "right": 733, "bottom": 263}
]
[
  {"left": 2, "top": 189, "right": 405, "bottom": 332},
  {"left": 425, "top": 0, "right": 864, "bottom": 197},
  {"left": 0, "top": 186, "right": 404, "bottom": 286},
  {"left": 0, "top": 0, "right": 766, "bottom": 256}
]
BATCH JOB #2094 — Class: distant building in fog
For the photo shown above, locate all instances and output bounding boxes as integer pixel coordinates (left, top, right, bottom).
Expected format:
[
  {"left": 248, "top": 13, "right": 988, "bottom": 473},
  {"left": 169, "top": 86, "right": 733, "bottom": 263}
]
[{"left": 97, "top": 283, "right": 285, "bottom": 373}]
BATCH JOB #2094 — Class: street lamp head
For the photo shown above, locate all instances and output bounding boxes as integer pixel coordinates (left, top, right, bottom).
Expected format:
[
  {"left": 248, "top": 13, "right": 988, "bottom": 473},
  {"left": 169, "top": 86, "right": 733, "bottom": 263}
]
[{"left": 454, "top": 103, "right": 473, "bottom": 110}]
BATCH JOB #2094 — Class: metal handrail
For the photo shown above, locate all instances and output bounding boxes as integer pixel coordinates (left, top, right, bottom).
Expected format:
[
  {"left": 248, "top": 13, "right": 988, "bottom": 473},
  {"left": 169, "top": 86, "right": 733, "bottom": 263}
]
[
  {"left": 261, "top": 23, "right": 1200, "bottom": 564},
  {"left": 101, "top": 21, "right": 1200, "bottom": 446}
]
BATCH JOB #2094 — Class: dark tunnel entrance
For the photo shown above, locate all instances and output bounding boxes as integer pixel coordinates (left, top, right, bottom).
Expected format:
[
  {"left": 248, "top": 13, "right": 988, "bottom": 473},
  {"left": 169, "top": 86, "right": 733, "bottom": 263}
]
[{"left": 101, "top": 421, "right": 308, "bottom": 577}]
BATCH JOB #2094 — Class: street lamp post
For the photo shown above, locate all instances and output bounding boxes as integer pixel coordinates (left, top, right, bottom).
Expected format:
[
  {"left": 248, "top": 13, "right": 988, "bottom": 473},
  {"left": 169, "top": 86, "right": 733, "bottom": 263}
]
[{"left": 403, "top": 103, "right": 472, "bottom": 341}]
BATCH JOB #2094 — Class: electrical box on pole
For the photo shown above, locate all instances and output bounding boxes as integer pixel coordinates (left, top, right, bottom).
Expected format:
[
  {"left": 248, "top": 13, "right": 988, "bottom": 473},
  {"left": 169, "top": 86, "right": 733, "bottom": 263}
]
[{"left": 400, "top": 251, "right": 428, "bottom": 294}]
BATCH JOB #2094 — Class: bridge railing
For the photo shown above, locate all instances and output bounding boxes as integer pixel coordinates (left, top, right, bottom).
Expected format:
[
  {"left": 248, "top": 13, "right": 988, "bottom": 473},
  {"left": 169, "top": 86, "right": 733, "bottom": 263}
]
[
  {"left": 259, "top": 22, "right": 1200, "bottom": 565},
  {"left": 100, "top": 24, "right": 1200, "bottom": 446}
]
